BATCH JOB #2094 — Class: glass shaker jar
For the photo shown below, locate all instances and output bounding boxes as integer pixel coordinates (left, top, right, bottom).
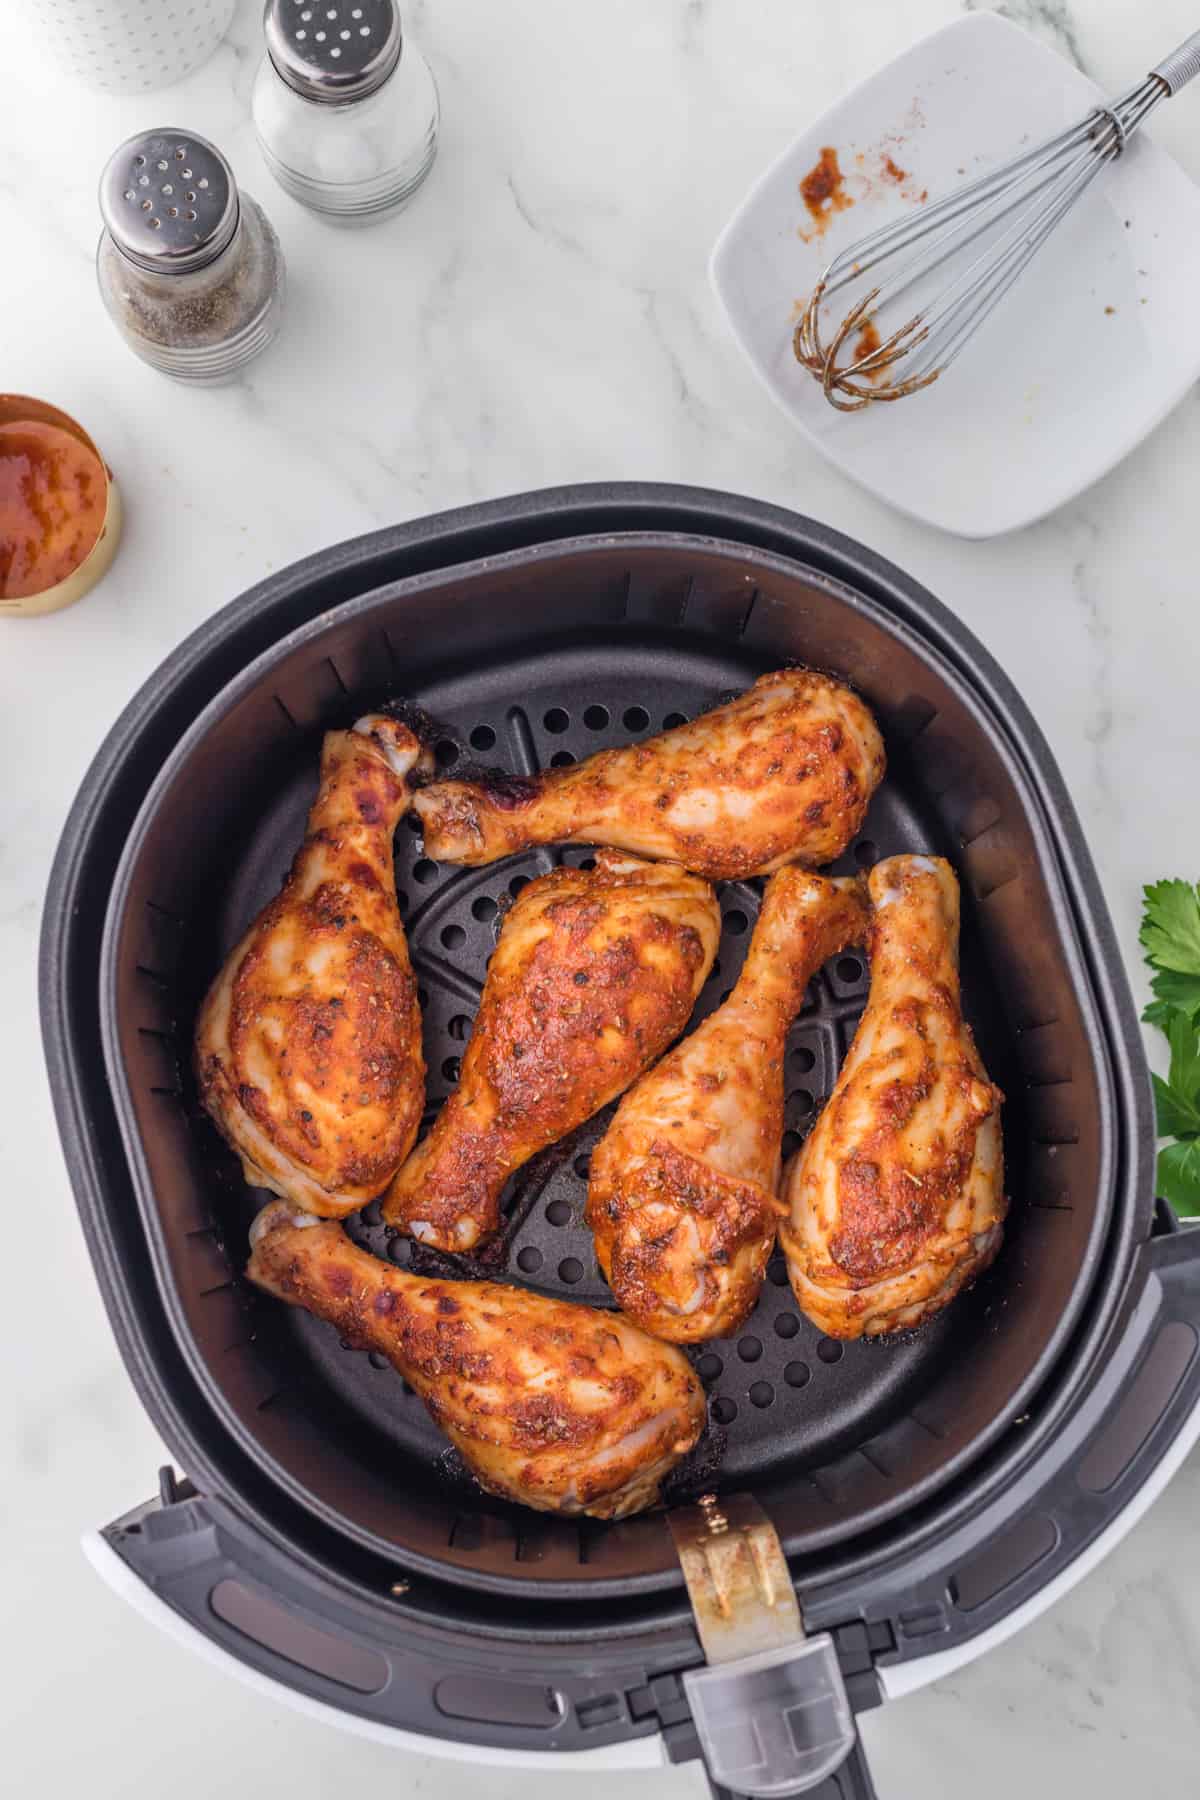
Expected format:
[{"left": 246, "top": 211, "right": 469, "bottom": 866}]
[
  {"left": 96, "top": 129, "right": 285, "bottom": 383},
  {"left": 252, "top": 0, "right": 439, "bottom": 222}
]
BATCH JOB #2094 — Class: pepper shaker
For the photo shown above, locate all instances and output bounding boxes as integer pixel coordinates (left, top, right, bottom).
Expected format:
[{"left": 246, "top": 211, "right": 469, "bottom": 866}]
[
  {"left": 96, "top": 129, "right": 285, "bottom": 383},
  {"left": 252, "top": 0, "right": 439, "bottom": 223}
]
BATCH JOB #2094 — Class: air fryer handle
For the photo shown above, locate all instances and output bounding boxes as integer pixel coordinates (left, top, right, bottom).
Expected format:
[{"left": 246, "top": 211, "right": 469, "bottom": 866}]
[{"left": 710, "top": 1735, "right": 880, "bottom": 1800}]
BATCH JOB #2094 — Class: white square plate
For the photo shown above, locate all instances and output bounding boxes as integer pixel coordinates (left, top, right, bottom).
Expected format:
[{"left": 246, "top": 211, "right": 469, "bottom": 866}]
[{"left": 710, "top": 12, "right": 1200, "bottom": 538}]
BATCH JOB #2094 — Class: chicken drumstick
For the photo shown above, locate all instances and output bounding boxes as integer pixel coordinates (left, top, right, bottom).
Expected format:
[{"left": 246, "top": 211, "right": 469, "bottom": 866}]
[
  {"left": 588, "top": 870, "right": 867, "bottom": 1341},
  {"left": 383, "top": 849, "right": 720, "bottom": 1250},
  {"left": 781, "top": 855, "right": 1006, "bottom": 1338},
  {"left": 247, "top": 1202, "right": 705, "bottom": 1518},
  {"left": 196, "top": 714, "right": 431, "bottom": 1216},
  {"left": 412, "top": 669, "right": 885, "bottom": 881}
]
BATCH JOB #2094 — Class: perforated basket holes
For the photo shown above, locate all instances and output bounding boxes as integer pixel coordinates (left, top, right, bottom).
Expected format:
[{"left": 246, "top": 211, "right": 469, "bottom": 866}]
[
  {"left": 336, "top": 673, "right": 948, "bottom": 1486},
  {"left": 153, "top": 656, "right": 972, "bottom": 1506}
]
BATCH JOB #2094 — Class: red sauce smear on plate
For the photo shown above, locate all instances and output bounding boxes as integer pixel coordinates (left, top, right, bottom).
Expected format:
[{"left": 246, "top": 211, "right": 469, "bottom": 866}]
[{"left": 799, "top": 147, "right": 854, "bottom": 235}]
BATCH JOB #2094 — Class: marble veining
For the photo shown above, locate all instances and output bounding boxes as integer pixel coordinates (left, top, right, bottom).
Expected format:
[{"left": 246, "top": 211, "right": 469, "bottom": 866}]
[
  {"left": 969, "top": 0, "right": 1091, "bottom": 73},
  {"left": 2, "top": 1, "right": 1199, "bottom": 1796}
]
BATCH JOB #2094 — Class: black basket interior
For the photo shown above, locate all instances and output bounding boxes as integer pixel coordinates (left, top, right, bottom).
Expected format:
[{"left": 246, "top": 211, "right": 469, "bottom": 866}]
[{"left": 102, "top": 535, "right": 1115, "bottom": 1597}]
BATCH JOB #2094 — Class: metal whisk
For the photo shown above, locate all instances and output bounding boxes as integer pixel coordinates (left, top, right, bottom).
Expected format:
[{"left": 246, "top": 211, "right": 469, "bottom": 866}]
[{"left": 795, "top": 31, "right": 1200, "bottom": 411}]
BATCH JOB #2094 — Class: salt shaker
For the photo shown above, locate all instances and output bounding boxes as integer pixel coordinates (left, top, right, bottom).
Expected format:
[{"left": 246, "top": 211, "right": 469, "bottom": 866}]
[
  {"left": 252, "top": 0, "right": 439, "bottom": 222},
  {"left": 96, "top": 129, "right": 285, "bottom": 384}
]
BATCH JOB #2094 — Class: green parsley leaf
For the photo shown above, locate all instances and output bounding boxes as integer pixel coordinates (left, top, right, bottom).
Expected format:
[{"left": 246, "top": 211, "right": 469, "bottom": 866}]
[
  {"left": 1142, "top": 882, "right": 1200, "bottom": 1220},
  {"left": 1167, "top": 1005, "right": 1200, "bottom": 1107},
  {"left": 1152, "top": 1072, "right": 1200, "bottom": 1140},
  {"left": 1148, "top": 965, "right": 1200, "bottom": 1020},
  {"left": 1140, "top": 879, "right": 1200, "bottom": 976},
  {"left": 1157, "top": 1139, "right": 1200, "bottom": 1218}
]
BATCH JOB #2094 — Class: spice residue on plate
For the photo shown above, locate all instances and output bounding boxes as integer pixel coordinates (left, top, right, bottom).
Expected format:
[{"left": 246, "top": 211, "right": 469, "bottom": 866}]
[
  {"left": 799, "top": 146, "right": 854, "bottom": 238},
  {"left": 864, "top": 146, "right": 927, "bottom": 205},
  {"left": 0, "top": 418, "right": 107, "bottom": 600},
  {"left": 800, "top": 132, "right": 928, "bottom": 242}
]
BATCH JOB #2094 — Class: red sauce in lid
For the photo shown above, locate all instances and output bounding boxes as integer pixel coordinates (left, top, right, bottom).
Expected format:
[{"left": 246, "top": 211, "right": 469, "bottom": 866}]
[{"left": 0, "top": 419, "right": 107, "bottom": 600}]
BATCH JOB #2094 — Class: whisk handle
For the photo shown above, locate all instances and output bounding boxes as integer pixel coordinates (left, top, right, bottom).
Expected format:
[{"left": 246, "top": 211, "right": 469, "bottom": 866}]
[{"left": 1151, "top": 30, "right": 1200, "bottom": 94}]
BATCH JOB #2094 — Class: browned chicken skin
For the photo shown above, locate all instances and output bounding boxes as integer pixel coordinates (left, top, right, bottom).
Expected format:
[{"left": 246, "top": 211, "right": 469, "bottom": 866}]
[
  {"left": 247, "top": 1202, "right": 705, "bottom": 1518},
  {"left": 588, "top": 871, "right": 868, "bottom": 1341},
  {"left": 383, "top": 849, "right": 720, "bottom": 1251},
  {"left": 195, "top": 715, "right": 431, "bottom": 1216},
  {"left": 781, "top": 856, "right": 1006, "bottom": 1338},
  {"left": 412, "top": 669, "right": 885, "bottom": 880}
]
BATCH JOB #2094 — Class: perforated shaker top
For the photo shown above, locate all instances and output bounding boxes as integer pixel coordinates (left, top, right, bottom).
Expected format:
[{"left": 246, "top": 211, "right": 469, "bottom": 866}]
[
  {"left": 99, "top": 130, "right": 239, "bottom": 275},
  {"left": 264, "top": 0, "right": 402, "bottom": 102}
]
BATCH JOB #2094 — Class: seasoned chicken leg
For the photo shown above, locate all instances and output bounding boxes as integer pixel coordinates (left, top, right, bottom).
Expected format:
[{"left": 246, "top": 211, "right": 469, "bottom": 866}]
[
  {"left": 383, "top": 850, "right": 720, "bottom": 1251},
  {"left": 413, "top": 669, "right": 885, "bottom": 881},
  {"left": 781, "top": 856, "right": 1006, "bottom": 1339},
  {"left": 247, "top": 1203, "right": 705, "bottom": 1518},
  {"left": 588, "top": 870, "right": 868, "bottom": 1341},
  {"left": 196, "top": 715, "right": 432, "bottom": 1216}
]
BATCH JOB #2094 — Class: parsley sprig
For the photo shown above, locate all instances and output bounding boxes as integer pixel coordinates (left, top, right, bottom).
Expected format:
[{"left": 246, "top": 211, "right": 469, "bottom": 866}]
[{"left": 1141, "top": 880, "right": 1200, "bottom": 1216}]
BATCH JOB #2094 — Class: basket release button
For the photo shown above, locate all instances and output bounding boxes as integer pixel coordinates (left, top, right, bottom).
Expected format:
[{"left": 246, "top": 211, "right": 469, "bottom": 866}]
[{"left": 669, "top": 1493, "right": 857, "bottom": 1796}]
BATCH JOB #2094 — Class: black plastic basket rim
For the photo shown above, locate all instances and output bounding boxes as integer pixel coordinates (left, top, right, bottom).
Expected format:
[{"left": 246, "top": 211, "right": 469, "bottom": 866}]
[
  {"left": 42, "top": 485, "right": 1153, "bottom": 1632},
  {"left": 98, "top": 525, "right": 1129, "bottom": 1599}
]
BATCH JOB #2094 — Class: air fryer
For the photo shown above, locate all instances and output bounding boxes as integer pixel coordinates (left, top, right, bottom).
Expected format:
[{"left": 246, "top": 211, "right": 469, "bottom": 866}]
[{"left": 41, "top": 486, "right": 1200, "bottom": 1800}]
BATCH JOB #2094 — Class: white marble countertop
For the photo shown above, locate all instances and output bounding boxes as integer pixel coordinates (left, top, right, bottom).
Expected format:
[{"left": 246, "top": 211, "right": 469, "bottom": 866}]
[{"left": 4, "top": 1, "right": 1200, "bottom": 1794}]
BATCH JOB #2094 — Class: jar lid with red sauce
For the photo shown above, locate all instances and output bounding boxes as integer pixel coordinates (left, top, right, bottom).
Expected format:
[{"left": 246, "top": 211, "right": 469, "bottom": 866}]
[{"left": 0, "top": 396, "right": 122, "bottom": 619}]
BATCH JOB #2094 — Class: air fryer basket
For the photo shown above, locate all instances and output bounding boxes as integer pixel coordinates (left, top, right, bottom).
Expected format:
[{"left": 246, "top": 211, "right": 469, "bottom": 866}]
[
  {"left": 103, "top": 530, "right": 1115, "bottom": 1593},
  {"left": 45, "top": 489, "right": 1200, "bottom": 1770}
]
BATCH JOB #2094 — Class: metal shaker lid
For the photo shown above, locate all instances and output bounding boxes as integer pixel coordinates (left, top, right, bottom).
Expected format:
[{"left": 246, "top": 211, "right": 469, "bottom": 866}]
[
  {"left": 99, "top": 130, "right": 239, "bottom": 275},
  {"left": 263, "top": 0, "right": 402, "bottom": 103}
]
